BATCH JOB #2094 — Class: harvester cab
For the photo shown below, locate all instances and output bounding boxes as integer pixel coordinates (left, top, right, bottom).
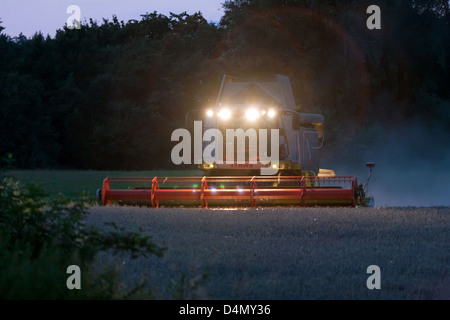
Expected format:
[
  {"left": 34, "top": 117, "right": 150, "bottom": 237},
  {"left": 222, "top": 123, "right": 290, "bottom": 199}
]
[
  {"left": 185, "top": 74, "right": 332, "bottom": 178},
  {"left": 97, "top": 74, "right": 375, "bottom": 208}
]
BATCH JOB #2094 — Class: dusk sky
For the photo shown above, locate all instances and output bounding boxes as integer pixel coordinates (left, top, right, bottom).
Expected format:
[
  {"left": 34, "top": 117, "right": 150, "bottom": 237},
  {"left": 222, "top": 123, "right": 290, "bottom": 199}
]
[{"left": 0, "top": 0, "right": 225, "bottom": 38}]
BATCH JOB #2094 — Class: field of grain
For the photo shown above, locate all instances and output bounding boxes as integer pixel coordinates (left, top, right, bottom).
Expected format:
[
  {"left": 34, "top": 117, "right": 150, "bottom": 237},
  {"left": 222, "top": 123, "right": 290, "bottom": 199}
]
[
  {"left": 86, "top": 206, "right": 450, "bottom": 300},
  {"left": 5, "top": 169, "right": 449, "bottom": 299}
]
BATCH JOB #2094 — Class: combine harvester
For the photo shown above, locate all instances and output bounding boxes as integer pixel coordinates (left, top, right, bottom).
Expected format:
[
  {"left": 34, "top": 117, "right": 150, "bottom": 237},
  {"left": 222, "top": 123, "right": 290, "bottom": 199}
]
[{"left": 97, "top": 74, "right": 375, "bottom": 208}]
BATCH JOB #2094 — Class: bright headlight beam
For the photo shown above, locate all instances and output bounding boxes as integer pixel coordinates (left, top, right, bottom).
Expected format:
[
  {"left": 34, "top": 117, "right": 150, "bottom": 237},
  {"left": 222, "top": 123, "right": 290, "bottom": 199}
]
[
  {"left": 268, "top": 109, "right": 276, "bottom": 118},
  {"left": 218, "top": 108, "right": 231, "bottom": 120},
  {"left": 206, "top": 109, "right": 214, "bottom": 117},
  {"left": 245, "top": 108, "right": 260, "bottom": 121}
]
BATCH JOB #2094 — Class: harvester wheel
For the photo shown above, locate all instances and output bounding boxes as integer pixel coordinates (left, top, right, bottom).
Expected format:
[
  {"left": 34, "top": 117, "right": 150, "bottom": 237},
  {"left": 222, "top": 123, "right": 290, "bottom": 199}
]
[
  {"left": 355, "top": 183, "right": 374, "bottom": 207},
  {"left": 96, "top": 188, "right": 102, "bottom": 205}
]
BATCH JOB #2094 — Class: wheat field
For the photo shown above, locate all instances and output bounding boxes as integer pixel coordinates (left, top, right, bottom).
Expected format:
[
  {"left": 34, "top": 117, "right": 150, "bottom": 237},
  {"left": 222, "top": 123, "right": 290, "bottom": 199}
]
[{"left": 86, "top": 206, "right": 450, "bottom": 300}]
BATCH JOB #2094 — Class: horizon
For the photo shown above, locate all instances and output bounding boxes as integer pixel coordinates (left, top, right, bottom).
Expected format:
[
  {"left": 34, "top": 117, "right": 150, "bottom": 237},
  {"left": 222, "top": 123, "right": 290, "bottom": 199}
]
[{"left": 0, "top": 0, "right": 224, "bottom": 38}]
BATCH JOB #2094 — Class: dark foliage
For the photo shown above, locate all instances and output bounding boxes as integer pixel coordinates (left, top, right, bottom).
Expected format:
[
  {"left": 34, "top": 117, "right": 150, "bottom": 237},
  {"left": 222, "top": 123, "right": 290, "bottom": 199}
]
[
  {"left": 0, "top": 1, "right": 449, "bottom": 169},
  {"left": 0, "top": 176, "right": 166, "bottom": 298}
]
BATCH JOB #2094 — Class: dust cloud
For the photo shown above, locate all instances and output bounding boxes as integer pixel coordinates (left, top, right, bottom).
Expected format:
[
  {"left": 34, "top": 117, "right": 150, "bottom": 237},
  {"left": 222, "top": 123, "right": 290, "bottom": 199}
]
[{"left": 322, "top": 125, "right": 450, "bottom": 207}]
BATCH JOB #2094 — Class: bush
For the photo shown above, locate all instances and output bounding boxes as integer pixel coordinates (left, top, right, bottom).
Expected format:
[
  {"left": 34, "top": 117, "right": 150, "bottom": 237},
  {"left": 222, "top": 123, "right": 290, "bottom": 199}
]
[{"left": 0, "top": 176, "right": 166, "bottom": 299}]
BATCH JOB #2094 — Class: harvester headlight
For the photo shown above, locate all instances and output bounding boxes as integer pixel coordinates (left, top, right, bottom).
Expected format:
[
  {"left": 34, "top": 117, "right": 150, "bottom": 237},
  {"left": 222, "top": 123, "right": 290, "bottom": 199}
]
[
  {"left": 206, "top": 109, "right": 214, "bottom": 117},
  {"left": 267, "top": 109, "right": 276, "bottom": 118},
  {"left": 217, "top": 108, "right": 231, "bottom": 120},
  {"left": 245, "top": 108, "right": 260, "bottom": 121}
]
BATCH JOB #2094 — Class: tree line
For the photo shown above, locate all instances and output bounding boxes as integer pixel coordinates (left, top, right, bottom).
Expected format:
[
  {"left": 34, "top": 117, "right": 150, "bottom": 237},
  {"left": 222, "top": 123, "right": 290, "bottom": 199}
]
[{"left": 0, "top": 0, "right": 449, "bottom": 170}]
